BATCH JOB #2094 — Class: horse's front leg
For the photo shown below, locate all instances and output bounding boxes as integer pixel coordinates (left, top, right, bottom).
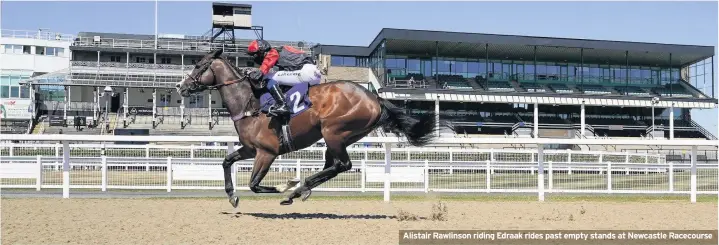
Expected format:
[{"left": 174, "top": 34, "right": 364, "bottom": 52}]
[
  {"left": 223, "top": 146, "right": 256, "bottom": 208},
  {"left": 248, "top": 150, "right": 301, "bottom": 193}
]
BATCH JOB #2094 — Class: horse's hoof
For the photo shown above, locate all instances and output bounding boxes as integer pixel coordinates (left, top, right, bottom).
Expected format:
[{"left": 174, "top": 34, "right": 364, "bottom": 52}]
[
  {"left": 229, "top": 196, "right": 239, "bottom": 208},
  {"left": 287, "top": 178, "right": 300, "bottom": 188},
  {"left": 300, "top": 189, "right": 312, "bottom": 202},
  {"left": 280, "top": 198, "right": 293, "bottom": 205}
]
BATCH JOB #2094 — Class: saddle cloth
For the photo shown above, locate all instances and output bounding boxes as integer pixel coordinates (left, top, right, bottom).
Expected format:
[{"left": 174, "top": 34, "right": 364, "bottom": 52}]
[{"left": 259, "top": 82, "right": 312, "bottom": 118}]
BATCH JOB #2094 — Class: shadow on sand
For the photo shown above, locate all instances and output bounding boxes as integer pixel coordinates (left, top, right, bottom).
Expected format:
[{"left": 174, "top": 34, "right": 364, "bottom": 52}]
[{"left": 220, "top": 211, "right": 424, "bottom": 220}]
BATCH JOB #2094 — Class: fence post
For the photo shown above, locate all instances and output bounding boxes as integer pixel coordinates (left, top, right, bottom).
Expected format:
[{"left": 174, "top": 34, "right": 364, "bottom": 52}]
[
  {"left": 190, "top": 144, "right": 195, "bottom": 159},
  {"left": 424, "top": 159, "right": 429, "bottom": 193},
  {"left": 567, "top": 151, "right": 572, "bottom": 175},
  {"left": 537, "top": 144, "right": 544, "bottom": 202},
  {"left": 668, "top": 161, "right": 674, "bottom": 192},
  {"left": 10, "top": 145, "right": 14, "bottom": 156},
  {"left": 55, "top": 143, "right": 60, "bottom": 171},
  {"left": 62, "top": 141, "right": 70, "bottom": 198},
  {"left": 166, "top": 156, "right": 172, "bottom": 192},
  {"left": 36, "top": 155, "right": 42, "bottom": 191},
  {"left": 383, "top": 143, "right": 391, "bottom": 202},
  {"left": 690, "top": 146, "right": 697, "bottom": 203},
  {"left": 145, "top": 147, "right": 150, "bottom": 172},
  {"left": 548, "top": 161, "right": 553, "bottom": 190},
  {"left": 607, "top": 161, "right": 612, "bottom": 193},
  {"left": 361, "top": 159, "right": 366, "bottom": 193},
  {"left": 295, "top": 159, "right": 301, "bottom": 181},
  {"left": 101, "top": 155, "right": 107, "bottom": 191},
  {"left": 485, "top": 160, "right": 491, "bottom": 193}
]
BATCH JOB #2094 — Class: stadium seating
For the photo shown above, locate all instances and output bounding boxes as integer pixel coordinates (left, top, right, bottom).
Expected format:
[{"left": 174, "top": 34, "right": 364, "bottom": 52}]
[
  {"left": 437, "top": 75, "right": 472, "bottom": 89},
  {"left": 519, "top": 82, "right": 546, "bottom": 93},
  {"left": 548, "top": 83, "right": 574, "bottom": 94},
  {"left": 577, "top": 84, "right": 611, "bottom": 95},
  {"left": 615, "top": 86, "right": 651, "bottom": 97},
  {"left": 652, "top": 84, "right": 693, "bottom": 98}
]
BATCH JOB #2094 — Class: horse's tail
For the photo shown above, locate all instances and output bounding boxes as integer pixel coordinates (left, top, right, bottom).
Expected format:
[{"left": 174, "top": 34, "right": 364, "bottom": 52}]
[{"left": 376, "top": 97, "right": 448, "bottom": 146}]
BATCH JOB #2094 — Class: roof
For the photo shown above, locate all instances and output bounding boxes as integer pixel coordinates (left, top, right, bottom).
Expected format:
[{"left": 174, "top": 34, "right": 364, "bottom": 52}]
[
  {"left": 314, "top": 28, "right": 715, "bottom": 67},
  {"left": 212, "top": 2, "right": 251, "bottom": 9}
]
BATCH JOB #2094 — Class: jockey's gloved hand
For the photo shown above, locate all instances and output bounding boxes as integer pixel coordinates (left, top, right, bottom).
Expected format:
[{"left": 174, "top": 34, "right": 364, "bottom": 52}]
[{"left": 249, "top": 70, "right": 263, "bottom": 82}]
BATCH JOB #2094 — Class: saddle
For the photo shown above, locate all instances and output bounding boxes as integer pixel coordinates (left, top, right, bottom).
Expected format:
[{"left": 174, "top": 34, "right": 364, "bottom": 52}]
[{"left": 258, "top": 82, "right": 314, "bottom": 153}]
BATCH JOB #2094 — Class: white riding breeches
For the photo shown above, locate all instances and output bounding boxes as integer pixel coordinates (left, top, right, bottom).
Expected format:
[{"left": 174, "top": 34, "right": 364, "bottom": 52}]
[{"left": 266, "top": 64, "right": 322, "bottom": 87}]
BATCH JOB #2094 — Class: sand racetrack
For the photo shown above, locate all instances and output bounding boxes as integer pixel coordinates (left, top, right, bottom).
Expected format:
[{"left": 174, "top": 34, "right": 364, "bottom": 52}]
[{"left": 2, "top": 196, "right": 717, "bottom": 245}]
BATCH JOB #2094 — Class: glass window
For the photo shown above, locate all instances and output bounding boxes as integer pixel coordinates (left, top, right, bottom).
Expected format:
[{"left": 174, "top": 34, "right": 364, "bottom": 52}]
[
  {"left": 10, "top": 86, "right": 19, "bottom": 97},
  {"left": 343, "top": 57, "right": 356, "bottom": 67},
  {"left": 407, "top": 59, "right": 420, "bottom": 72},
  {"left": 20, "top": 86, "right": 29, "bottom": 98},
  {"left": 535, "top": 64, "right": 546, "bottom": 75},
  {"left": 456, "top": 61, "right": 467, "bottom": 73},
  {"left": 547, "top": 65, "right": 559, "bottom": 76},
  {"left": 385, "top": 58, "right": 395, "bottom": 68},
  {"left": 9, "top": 76, "right": 19, "bottom": 86},
  {"left": 46, "top": 47, "right": 56, "bottom": 56},
  {"left": 3, "top": 44, "right": 12, "bottom": 54},
  {"left": 331, "top": 56, "right": 344, "bottom": 66},
  {"left": 492, "top": 62, "right": 502, "bottom": 73},
  {"left": 35, "top": 46, "right": 45, "bottom": 55},
  {"left": 467, "top": 62, "right": 479, "bottom": 73},
  {"left": 525, "top": 65, "right": 534, "bottom": 74},
  {"left": 14, "top": 45, "right": 22, "bottom": 54},
  {"left": 671, "top": 69, "right": 679, "bottom": 81},
  {"left": 437, "top": 60, "right": 450, "bottom": 73},
  {"left": 56, "top": 48, "right": 65, "bottom": 57},
  {"left": 1, "top": 86, "right": 9, "bottom": 98}
]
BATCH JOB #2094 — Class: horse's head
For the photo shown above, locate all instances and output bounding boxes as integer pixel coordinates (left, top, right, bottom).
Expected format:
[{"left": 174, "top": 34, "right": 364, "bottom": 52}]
[{"left": 176, "top": 49, "right": 252, "bottom": 97}]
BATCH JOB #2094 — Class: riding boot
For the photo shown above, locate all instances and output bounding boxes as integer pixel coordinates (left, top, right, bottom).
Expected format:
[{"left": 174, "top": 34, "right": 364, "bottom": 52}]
[{"left": 268, "top": 84, "right": 291, "bottom": 116}]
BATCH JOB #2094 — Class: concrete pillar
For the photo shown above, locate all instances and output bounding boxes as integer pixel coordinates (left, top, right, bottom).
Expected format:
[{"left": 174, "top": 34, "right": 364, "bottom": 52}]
[
  {"left": 580, "top": 102, "right": 586, "bottom": 137},
  {"left": 123, "top": 88, "right": 129, "bottom": 122},
  {"left": 435, "top": 96, "right": 440, "bottom": 137},
  {"left": 63, "top": 86, "right": 68, "bottom": 126},
  {"left": 669, "top": 103, "right": 674, "bottom": 139},
  {"left": 533, "top": 103, "right": 539, "bottom": 138},
  {"left": 152, "top": 88, "right": 157, "bottom": 124},
  {"left": 92, "top": 87, "right": 97, "bottom": 122}
]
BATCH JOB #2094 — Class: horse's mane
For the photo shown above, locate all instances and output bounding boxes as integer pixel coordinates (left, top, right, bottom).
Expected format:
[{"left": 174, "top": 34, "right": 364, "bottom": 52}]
[{"left": 217, "top": 56, "right": 263, "bottom": 91}]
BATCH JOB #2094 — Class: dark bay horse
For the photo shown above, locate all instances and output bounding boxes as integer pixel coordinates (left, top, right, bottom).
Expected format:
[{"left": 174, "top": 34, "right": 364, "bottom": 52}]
[{"left": 176, "top": 49, "right": 444, "bottom": 207}]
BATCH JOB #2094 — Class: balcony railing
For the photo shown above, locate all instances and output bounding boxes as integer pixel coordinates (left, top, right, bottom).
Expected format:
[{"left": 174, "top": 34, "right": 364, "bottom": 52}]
[
  {"left": 72, "top": 36, "right": 314, "bottom": 54},
  {"left": 71, "top": 61, "right": 195, "bottom": 71},
  {"left": 1, "top": 29, "right": 75, "bottom": 42}
]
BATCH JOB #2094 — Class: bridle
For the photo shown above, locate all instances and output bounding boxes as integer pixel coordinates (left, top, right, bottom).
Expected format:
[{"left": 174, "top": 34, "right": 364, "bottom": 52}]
[
  {"left": 184, "top": 56, "right": 260, "bottom": 120},
  {"left": 185, "top": 57, "right": 248, "bottom": 92}
]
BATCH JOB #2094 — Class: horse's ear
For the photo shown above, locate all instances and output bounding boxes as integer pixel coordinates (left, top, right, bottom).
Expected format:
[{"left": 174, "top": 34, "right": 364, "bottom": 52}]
[{"left": 211, "top": 49, "right": 223, "bottom": 58}]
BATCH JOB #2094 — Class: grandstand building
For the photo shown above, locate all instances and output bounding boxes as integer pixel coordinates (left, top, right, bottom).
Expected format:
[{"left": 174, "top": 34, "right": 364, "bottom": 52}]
[
  {"left": 314, "top": 28, "right": 717, "bottom": 146},
  {"left": 0, "top": 29, "right": 73, "bottom": 134},
  {"left": 11, "top": 27, "right": 717, "bottom": 153},
  {"left": 17, "top": 31, "right": 312, "bottom": 138}
]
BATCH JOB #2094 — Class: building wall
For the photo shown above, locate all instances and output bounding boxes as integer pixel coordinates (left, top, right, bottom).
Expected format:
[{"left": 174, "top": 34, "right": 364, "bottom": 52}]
[
  {"left": 325, "top": 66, "right": 369, "bottom": 82},
  {"left": 0, "top": 36, "right": 71, "bottom": 73}
]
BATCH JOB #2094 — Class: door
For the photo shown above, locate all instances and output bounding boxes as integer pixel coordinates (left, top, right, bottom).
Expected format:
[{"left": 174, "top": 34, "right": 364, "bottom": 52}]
[{"left": 110, "top": 93, "right": 121, "bottom": 113}]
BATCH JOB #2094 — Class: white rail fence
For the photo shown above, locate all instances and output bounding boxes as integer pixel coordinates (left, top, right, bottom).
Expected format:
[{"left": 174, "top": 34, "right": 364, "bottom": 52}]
[{"left": 1, "top": 135, "right": 717, "bottom": 202}]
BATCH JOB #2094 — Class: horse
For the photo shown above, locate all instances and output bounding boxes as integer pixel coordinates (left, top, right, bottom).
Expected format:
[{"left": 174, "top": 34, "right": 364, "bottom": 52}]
[{"left": 175, "top": 49, "right": 446, "bottom": 207}]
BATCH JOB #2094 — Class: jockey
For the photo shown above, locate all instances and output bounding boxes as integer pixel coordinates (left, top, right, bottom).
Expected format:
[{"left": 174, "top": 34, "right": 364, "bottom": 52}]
[{"left": 246, "top": 39, "right": 321, "bottom": 116}]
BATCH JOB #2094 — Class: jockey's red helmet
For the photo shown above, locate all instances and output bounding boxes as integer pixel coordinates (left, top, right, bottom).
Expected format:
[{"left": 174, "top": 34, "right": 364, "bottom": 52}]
[{"left": 247, "top": 39, "right": 271, "bottom": 56}]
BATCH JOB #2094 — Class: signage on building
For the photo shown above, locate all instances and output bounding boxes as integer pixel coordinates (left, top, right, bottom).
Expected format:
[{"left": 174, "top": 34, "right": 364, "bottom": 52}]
[
  {"left": 128, "top": 107, "right": 154, "bottom": 116},
  {"left": 48, "top": 115, "right": 65, "bottom": 126},
  {"left": 0, "top": 99, "right": 33, "bottom": 119},
  {"left": 212, "top": 108, "right": 230, "bottom": 117}
]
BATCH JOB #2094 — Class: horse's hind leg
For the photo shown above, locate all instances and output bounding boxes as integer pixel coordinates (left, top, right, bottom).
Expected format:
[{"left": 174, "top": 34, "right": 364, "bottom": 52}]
[
  {"left": 281, "top": 140, "right": 352, "bottom": 205},
  {"left": 224, "top": 146, "right": 256, "bottom": 208}
]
